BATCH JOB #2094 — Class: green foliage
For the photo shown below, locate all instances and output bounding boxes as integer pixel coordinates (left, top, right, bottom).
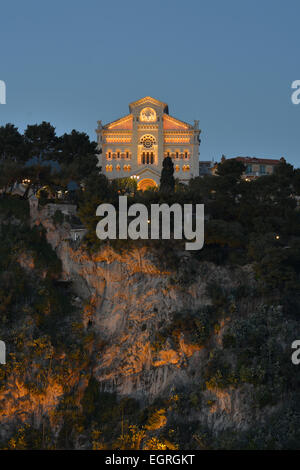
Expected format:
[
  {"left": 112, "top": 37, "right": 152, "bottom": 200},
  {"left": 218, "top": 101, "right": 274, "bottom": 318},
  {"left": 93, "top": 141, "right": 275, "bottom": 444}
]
[
  {"left": 152, "top": 306, "right": 216, "bottom": 352},
  {"left": 0, "top": 123, "right": 26, "bottom": 162},
  {"left": 0, "top": 194, "right": 29, "bottom": 221},
  {"left": 222, "top": 306, "right": 300, "bottom": 399},
  {"left": 24, "top": 121, "right": 57, "bottom": 161},
  {"left": 216, "top": 158, "right": 245, "bottom": 178},
  {"left": 160, "top": 156, "right": 175, "bottom": 193},
  {"left": 1, "top": 123, "right": 300, "bottom": 450},
  {"left": 204, "top": 349, "right": 237, "bottom": 389}
]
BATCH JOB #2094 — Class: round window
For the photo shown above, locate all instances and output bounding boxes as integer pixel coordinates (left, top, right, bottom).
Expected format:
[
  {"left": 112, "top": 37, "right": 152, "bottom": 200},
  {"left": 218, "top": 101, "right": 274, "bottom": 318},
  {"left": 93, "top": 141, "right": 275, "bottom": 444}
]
[
  {"left": 143, "top": 139, "right": 153, "bottom": 149},
  {"left": 140, "top": 134, "right": 156, "bottom": 149}
]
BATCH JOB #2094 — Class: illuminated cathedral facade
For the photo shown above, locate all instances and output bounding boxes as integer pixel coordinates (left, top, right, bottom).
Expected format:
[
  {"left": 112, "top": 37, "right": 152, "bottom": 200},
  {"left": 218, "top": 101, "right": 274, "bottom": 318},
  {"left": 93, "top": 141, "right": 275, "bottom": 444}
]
[{"left": 96, "top": 96, "right": 201, "bottom": 190}]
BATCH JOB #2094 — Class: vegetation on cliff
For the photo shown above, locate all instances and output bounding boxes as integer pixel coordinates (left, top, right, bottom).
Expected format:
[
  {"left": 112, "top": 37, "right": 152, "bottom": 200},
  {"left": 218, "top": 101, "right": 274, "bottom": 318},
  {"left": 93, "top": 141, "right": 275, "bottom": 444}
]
[{"left": 0, "top": 123, "right": 300, "bottom": 449}]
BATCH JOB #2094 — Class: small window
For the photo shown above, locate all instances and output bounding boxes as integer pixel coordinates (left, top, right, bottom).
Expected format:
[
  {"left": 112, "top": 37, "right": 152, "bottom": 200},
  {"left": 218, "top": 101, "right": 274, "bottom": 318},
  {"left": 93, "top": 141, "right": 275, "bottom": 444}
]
[
  {"left": 245, "top": 164, "right": 252, "bottom": 175},
  {"left": 260, "top": 164, "right": 266, "bottom": 174}
]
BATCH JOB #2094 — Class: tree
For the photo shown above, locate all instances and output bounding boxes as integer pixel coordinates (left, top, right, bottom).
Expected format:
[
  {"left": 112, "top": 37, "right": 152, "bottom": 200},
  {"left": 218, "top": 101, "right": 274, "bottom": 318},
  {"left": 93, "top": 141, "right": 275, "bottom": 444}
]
[
  {"left": 21, "top": 164, "right": 54, "bottom": 199},
  {"left": 24, "top": 122, "right": 58, "bottom": 162},
  {"left": 216, "top": 158, "right": 245, "bottom": 179},
  {"left": 22, "top": 123, "right": 61, "bottom": 199},
  {"left": 160, "top": 156, "right": 175, "bottom": 193},
  {"left": 111, "top": 177, "right": 137, "bottom": 196},
  {"left": 56, "top": 130, "right": 98, "bottom": 184},
  {"left": 0, "top": 159, "right": 24, "bottom": 194},
  {"left": 78, "top": 173, "right": 111, "bottom": 247},
  {"left": 0, "top": 124, "right": 25, "bottom": 163},
  {"left": 0, "top": 124, "right": 26, "bottom": 194}
]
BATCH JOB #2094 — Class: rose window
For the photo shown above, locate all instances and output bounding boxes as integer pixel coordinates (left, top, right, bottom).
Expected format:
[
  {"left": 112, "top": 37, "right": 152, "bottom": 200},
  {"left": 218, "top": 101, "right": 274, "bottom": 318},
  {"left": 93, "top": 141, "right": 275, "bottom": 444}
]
[{"left": 140, "top": 134, "right": 156, "bottom": 149}]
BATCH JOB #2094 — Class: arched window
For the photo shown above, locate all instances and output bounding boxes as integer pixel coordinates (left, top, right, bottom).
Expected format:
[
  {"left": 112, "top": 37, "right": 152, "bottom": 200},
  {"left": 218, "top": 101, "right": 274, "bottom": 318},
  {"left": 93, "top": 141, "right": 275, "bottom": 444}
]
[
  {"left": 175, "top": 165, "right": 180, "bottom": 172},
  {"left": 140, "top": 107, "right": 157, "bottom": 122},
  {"left": 116, "top": 164, "right": 121, "bottom": 171}
]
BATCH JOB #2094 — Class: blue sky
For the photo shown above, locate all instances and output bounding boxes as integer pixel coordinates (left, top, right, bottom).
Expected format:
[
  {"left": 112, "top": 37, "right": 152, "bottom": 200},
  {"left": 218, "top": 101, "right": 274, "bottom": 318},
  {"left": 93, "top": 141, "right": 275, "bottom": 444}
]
[{"left": 1, "top": 0, "right": 300, "bottom": 166}]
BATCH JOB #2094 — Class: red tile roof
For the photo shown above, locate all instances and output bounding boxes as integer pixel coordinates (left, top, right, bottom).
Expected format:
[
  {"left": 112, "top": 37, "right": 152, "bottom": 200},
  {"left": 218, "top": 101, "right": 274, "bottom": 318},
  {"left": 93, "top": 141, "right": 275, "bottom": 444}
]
[{"left": 232, "top": 156, "right": 281, "bottom": 165}]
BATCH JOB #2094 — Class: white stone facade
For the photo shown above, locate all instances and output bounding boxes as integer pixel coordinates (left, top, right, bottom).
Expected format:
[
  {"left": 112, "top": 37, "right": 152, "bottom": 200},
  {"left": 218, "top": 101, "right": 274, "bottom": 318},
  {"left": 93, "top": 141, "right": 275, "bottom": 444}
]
[{"left": 96, "top": 96, "right": 201, "bottom": 190}]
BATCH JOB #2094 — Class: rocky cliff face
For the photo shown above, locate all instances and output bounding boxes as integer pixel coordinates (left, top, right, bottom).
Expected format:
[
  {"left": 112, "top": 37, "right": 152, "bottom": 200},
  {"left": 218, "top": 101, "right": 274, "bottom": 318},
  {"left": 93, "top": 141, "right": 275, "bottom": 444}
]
[
  {"left": 1, "top": 202, "right": 297, "bottom": 449},
  {"left": 32, "top": 206, "right": 264, "bottom": 434}
]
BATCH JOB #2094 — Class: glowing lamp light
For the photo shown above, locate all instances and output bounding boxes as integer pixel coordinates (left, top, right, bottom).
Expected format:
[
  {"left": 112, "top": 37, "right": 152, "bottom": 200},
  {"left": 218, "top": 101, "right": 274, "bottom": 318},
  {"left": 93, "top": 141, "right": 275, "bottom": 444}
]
[{"left": 275, "top": 235, "right": 280, "bottom": 240}]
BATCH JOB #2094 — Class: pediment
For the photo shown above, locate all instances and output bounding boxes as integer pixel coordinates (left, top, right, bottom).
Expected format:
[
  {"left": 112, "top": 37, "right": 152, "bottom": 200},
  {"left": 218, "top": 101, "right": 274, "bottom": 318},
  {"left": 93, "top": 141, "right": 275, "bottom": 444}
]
[
  {"left": 129, "top": 96, "right": 168, "bottom": 113},
  {"left": 135, "top": 167, "right": 160, "bottom": 178}
]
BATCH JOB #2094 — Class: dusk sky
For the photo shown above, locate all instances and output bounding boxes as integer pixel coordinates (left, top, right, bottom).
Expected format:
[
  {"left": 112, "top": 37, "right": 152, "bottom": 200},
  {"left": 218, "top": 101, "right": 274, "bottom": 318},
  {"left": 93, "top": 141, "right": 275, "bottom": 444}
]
[{"left": 1, "top": 0, "right": 300, "bottom": 165}]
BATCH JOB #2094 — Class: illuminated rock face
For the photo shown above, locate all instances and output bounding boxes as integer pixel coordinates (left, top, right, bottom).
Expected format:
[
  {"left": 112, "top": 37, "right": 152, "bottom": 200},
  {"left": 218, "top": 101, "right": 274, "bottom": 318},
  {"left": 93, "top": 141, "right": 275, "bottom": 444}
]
[
  {"left": 54, "top": 240, "right": 259, "bottom": 433},
  {"left": 96, "top": 96, "right": 201, "bottom": 188},
  {"left": 2, "top": 207, "right": 294, "bottom": 445}
]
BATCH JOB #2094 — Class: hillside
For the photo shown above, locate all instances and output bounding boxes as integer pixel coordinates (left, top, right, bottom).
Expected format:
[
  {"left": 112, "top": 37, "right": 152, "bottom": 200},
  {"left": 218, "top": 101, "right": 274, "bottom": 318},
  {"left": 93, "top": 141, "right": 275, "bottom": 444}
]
[{"left": 0, "top": 194, "right": 299, "bottom": 450}]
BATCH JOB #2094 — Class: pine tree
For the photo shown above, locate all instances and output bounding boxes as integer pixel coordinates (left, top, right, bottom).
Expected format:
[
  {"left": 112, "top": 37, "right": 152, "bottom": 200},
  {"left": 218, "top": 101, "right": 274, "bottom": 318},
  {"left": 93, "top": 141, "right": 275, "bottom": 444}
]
[{"left": 160, "top": 156, "right": 175, "bottom": 193}]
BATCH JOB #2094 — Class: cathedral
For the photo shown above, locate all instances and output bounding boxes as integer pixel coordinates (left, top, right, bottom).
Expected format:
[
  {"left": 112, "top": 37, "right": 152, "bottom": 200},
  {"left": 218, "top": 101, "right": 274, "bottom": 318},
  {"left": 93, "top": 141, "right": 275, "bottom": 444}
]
[{"left": 96, "top": 96, "right": 201, "bottom": 190}]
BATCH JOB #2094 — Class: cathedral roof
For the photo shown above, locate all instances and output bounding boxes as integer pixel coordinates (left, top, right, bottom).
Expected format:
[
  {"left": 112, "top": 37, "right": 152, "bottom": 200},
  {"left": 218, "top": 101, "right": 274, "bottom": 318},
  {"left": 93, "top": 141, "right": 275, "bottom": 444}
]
[
  {"left": 102, "top": 97, "right": 196, "bottom": 131},
  {"left": 104, "top": 114, "right": 133, "bottom": 130},
  {"left": 163, "top": 114, "right": 191, "bottom": 130}
]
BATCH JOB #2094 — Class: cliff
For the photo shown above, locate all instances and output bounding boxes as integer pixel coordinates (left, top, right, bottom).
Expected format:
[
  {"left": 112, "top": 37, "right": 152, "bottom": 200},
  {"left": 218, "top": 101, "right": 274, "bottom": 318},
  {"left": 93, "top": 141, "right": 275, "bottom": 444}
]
[{"left": 0, "top": 200, "right": 299, "bottom": 450}]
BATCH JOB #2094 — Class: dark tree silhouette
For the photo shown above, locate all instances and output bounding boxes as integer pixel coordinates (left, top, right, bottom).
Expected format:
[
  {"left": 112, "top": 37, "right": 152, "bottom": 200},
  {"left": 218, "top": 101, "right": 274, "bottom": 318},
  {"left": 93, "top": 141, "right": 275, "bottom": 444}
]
[{"left": 160, "top": 156, "right": 175, "bottom": 193}]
